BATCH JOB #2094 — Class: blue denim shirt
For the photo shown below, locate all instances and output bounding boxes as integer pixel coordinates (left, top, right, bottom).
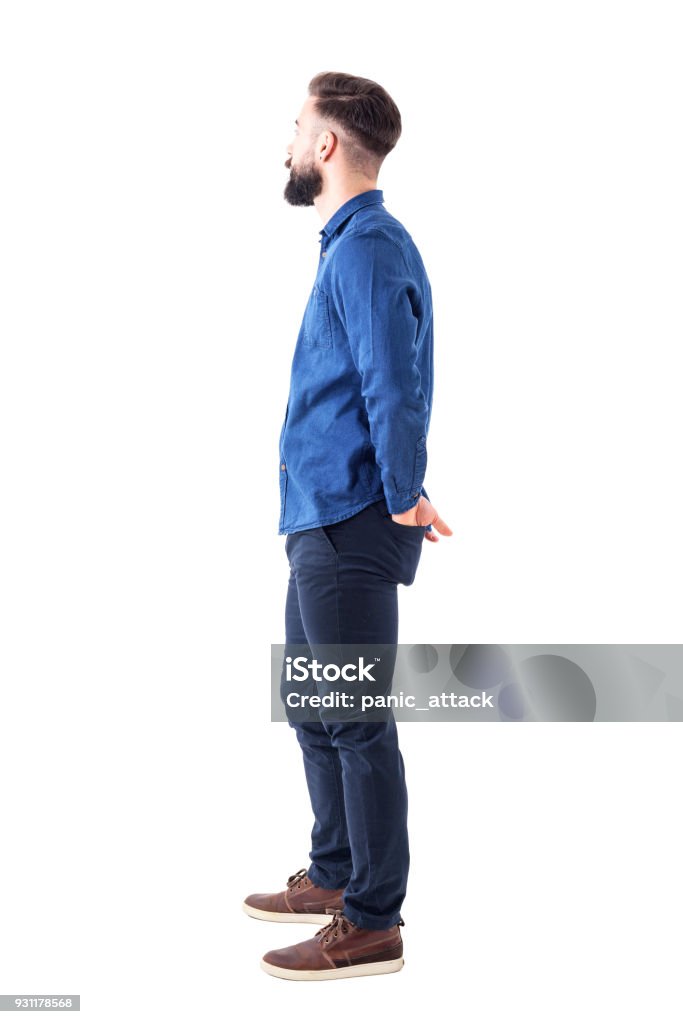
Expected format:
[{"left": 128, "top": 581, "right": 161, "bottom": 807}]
[{"left": 278, "top": 188, "right": 433, "bottom": 535}]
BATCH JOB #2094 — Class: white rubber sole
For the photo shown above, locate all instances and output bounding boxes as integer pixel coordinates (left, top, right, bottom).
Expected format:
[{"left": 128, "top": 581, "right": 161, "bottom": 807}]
[
  {"left": 242, "top": 902, "right": 336, "bottom": 926},
  {"left": 260, "top": 956, "right": 404, "bottom": 981}
]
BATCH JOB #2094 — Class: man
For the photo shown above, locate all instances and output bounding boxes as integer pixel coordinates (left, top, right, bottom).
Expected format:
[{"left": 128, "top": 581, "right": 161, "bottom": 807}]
[{"left": 243, "top": 71, "right": 452, "bottom": 981}]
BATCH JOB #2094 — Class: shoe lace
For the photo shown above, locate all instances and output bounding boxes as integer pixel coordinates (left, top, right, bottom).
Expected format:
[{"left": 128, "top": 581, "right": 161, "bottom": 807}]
[
  {"left": 286, "top": 868, "right": 308, "bottom": 891},
  {"left": 315, "top": 910, "right": 354, "bottom": 944},
  {"left": 315, "top": 910, "right": 406, "bottom": 941}
]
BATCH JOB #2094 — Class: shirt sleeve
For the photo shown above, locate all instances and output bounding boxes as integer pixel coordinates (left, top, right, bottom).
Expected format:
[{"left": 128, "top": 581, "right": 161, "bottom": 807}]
[{"left": 328, "top": 230, "right": 431, "bottom": 517}]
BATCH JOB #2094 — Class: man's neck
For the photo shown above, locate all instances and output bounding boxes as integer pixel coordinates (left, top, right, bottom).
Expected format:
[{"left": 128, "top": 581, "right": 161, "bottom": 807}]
[{"left": 314, "top": 181, "right": 378, "bottom": 227}]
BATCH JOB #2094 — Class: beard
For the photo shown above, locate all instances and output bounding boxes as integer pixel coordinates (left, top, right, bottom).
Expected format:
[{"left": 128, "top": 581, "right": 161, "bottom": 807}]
[{"left": 284, "top": 156, "right": 323, "bottom": 207}]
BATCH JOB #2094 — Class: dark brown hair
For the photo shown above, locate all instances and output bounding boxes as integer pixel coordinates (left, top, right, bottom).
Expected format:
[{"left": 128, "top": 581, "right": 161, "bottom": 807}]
[{"left": 307, "top": 71, "right": 402, "bottom": 173}]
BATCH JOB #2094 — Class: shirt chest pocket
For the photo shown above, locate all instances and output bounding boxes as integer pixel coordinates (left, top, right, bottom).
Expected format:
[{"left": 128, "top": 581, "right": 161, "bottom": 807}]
[{"left": 303, "top": 284, "right": 334, "bottom": 350}]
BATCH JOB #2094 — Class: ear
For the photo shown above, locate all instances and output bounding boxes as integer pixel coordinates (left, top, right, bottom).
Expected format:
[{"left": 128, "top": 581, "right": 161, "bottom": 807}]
[{"left": 319, "top": 129, "right": 339, "bottom": 162}]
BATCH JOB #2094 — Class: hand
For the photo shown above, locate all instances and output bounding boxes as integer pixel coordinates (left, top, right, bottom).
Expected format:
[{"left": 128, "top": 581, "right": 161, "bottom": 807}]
[{"left": 391, "top": 496, "right": 453, "bottom": 543}]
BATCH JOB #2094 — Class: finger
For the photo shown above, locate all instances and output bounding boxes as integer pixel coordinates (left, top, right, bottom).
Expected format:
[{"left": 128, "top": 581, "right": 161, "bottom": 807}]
[
  {"left": 432, "top": 515, "right": 453, "bottom": 536},
  {"left": 425, "top": 531, "right": 439, "bottom": 542}
]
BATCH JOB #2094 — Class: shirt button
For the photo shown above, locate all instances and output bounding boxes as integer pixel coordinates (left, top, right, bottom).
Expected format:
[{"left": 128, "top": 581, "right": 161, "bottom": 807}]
[
  {"left": 281, "top": 463, "right": 286, "bottom": 471},
  {"left": 321, "top": 251, "right": 327, "bottom": 257}
]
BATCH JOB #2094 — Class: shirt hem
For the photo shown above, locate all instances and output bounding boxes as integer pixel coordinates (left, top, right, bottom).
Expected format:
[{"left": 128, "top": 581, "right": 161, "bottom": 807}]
[{"left": 279, "top": 494, "right": 385, "bottom": 536}]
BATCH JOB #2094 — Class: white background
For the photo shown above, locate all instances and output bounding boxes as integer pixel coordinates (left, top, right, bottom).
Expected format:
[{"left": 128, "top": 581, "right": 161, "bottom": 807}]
[{"left": 1, "top": 1, "right": 681, "bottom": 1021}]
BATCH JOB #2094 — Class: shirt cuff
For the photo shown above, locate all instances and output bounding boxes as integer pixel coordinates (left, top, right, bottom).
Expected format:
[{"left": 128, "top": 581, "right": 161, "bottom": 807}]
[
  {"left": 385, "top": 486, "right": 434, "bottom": 534},
  {"left": 385, "top": 492, "right": 422, "bottom": 515}
]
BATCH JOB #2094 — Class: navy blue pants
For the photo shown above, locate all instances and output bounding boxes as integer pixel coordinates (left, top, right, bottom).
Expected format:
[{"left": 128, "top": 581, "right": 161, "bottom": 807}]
[{"left": 282, "top": 496, "right": 424, "bottom": 930}]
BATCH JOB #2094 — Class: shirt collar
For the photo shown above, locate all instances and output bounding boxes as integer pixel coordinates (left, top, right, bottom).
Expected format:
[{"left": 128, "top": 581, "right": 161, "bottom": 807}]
[{"left": 318, "top": 189, "right": 384, "bottom": 244}]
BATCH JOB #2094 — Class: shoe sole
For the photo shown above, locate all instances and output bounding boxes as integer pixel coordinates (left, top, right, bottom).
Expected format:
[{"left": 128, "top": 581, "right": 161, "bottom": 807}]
[
  {"left": 242, "top": 902, "right": 337, "bottom": 925},
  {"left": 260, "top": 956, "right": 404, "bottom": 981}
]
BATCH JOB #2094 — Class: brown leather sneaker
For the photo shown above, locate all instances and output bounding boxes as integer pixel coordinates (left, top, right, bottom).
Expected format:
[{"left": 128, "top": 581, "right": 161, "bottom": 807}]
[
  {"left": 242, "top": 868, "right": 345, "bottom": 925},
  {"left": 260, "top": 910, "right": 404, "bottom": 981}
]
